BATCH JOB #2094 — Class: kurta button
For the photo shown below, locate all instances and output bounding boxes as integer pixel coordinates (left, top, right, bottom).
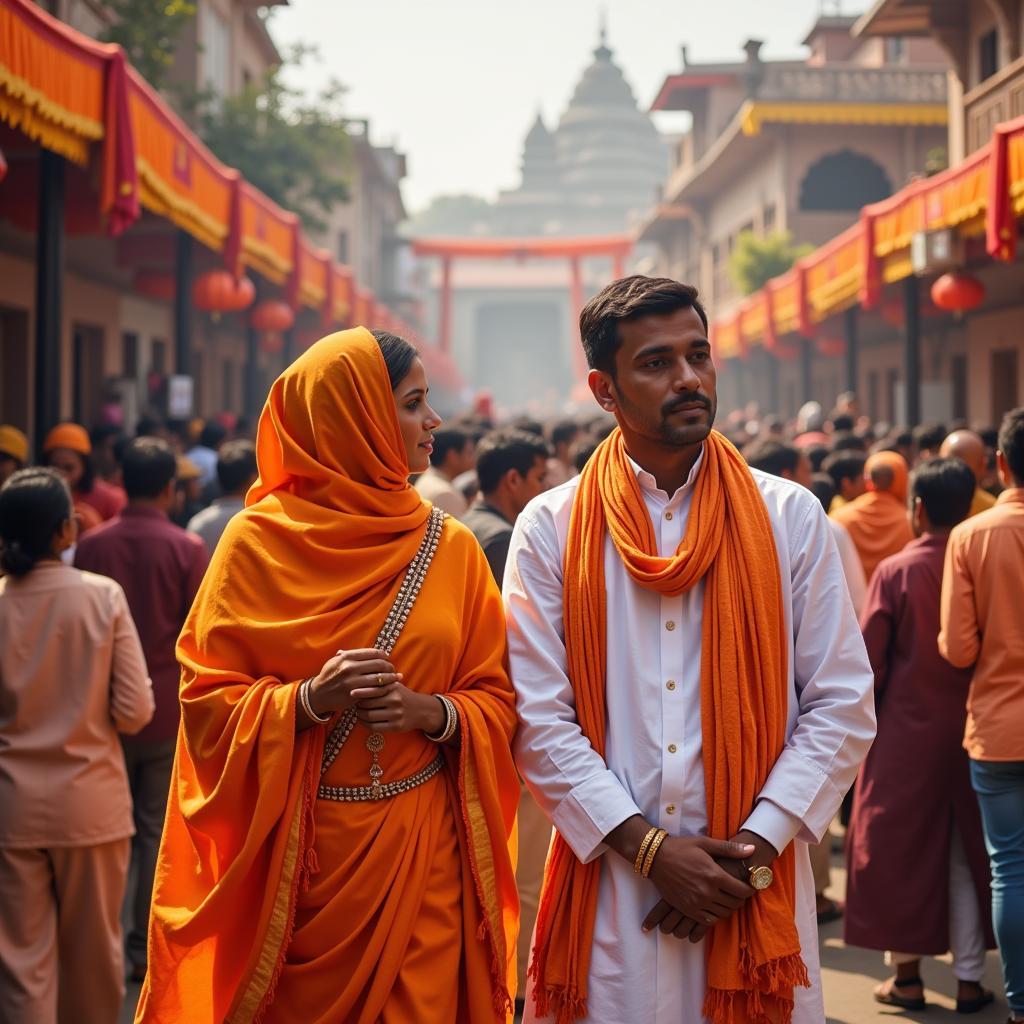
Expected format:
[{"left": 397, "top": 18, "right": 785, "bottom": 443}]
[
  {"left": 667, "top": 743, "right": 677, "bottom": 754},
  {"left": 665, "top": 511, "right": 673, "bottom": 520},
  {"left": 666, "top": 804, "right": 676, "bottom": 814},
  {"left": 666, "top": 680, "right": 676, "bottom": 691},
  {"left": 665, "top": 620, "right": 676, "bottom": 631}
]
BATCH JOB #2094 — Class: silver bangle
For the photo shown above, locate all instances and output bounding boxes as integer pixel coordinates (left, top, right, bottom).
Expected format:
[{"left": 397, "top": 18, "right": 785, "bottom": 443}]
[
  {"left": 425, "top": 695, "right": 458, "bottom": 744},
  {"left": 299, "top": 678, "right": 330, "bottom": 725}
]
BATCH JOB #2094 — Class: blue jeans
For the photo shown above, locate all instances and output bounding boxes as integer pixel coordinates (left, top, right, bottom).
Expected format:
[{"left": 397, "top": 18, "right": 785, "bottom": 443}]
[{"left": 970, "top": 759, "right": 1024, "bottom": 1015}]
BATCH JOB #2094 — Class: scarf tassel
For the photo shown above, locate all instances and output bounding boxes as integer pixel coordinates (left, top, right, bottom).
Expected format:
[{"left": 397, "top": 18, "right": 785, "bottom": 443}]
[{"left": 702, "top": 950, "right": 811, "bottom": 1024}]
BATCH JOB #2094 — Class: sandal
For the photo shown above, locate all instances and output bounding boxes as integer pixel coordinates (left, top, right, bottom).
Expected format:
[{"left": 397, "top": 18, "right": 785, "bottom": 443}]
[
  {"left": 874, "top": 976, "right": 927, "bottom": 1011},
  {"left": 956, "top": 987, "right": 994, "bottom": 1014}
]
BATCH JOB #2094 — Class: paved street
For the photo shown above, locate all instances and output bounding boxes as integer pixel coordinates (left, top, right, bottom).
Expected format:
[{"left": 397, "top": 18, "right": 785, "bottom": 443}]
[{"left": 118, "top": 848, "right": 1008, "bottom": 1024}]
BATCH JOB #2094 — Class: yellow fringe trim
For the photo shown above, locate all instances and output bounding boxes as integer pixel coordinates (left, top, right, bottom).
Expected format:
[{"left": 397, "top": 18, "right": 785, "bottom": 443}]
[{"left": 137, "top": 158, "right": 227, "bottom": 253}]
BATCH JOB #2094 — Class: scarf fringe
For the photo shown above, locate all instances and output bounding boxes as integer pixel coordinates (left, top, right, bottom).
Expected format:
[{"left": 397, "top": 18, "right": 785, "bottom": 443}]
[
  {"left": 531, "top": 982, "right": 587, "bottom": 1024},
  {"left": 252, "top": 739, "right": 320, "bottom": 1024},
  {"left": 702, "top": 951, "right": 811, "bottom": 1024}
]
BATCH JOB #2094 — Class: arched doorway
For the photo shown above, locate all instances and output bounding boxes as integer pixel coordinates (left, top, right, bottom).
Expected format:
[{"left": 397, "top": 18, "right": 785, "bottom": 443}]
[{"left": 799, "top": 150, "right": 892, "bottom": 211}]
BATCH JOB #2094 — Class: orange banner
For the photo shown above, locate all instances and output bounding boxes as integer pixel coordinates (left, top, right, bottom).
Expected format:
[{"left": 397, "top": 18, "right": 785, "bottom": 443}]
[
  {"left": 240, "top": 183, "right": 295, "bottom": 284},
  {"left": 804, "top": 223, "right": 864, "bottom": 322},
  {"left": 0, "top": 0, "right": 107, "bottom": 165},
  {"left": 713, "top": 311, "right": 742, "bottom": 360},
  {"left": 769, "top": 269, "right": 803, "bottom": 337},
  {"left": 128, "top": 69, "right": 233, "bottom": 252},
  {"left": 329, "top": 264, "right": 353, "bottom": 325},
  {"left": 295, "top": 236, "right": 328, "bottom": 310}
]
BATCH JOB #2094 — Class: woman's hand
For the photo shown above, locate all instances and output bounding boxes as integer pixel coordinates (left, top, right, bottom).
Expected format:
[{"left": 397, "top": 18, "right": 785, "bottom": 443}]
[
  {"left": 307, "top": 649, "right": 400, "bottom": 717},
  {"left": 354, "top": 683, "right": 446, "bottom": 735}
]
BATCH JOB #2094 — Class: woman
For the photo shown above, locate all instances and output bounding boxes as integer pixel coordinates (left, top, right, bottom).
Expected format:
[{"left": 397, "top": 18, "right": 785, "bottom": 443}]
[
  {"left": 42, "top": 423, "right": 126, "bottom": 534},
  {"left": 137, "top": 327, "right": 520, "bottom": 1024},
  {"left": 0, "top": 468, "right": 154, "bottom": 1023}
]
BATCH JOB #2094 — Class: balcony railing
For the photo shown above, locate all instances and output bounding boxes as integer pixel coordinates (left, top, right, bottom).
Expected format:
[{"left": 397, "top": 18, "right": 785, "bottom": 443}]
[
  {"left": 965, "top": 54, "right": 1024, "bottom": 154},
  {"left": 755, "top": 66, "right": 948, "bottom": 105}
]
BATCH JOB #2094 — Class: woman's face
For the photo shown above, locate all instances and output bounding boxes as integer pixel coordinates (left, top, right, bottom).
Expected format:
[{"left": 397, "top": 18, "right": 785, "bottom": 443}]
[
  {"left": 47, "top": 448, "right": 85, "bottom": 490},
  {"left": 393, "top": 357, "right": 442, "bottom": 475}
]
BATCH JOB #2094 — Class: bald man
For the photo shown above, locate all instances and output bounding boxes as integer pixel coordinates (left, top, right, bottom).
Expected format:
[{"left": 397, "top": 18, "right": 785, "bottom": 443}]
[
  {"left": 940, "top": 431, "right": 998, "bottom": 519},
  {"left": 832, "top": 451, "right": 915, "bottom": 580}
]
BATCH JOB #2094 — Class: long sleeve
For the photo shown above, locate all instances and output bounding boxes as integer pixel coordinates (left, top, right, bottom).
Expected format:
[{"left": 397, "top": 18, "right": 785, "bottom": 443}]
[
  {"left": 505, "top": 509, "right": 641, "bottom": 864},
  {"left": 743, "top": 500, "right": 876, "bottom": 851},
  {"left": 859, "top": 565, "right": 896, "bottom": 697},
  {"left": 939, "top": 530, "right": 980, "bottom": 669},
  {"left": 108, "top": 583, "right": 155, "bottom": 734}
]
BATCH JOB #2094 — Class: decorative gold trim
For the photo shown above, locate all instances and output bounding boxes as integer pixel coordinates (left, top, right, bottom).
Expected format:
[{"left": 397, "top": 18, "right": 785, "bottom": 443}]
[
  {"left": 740, "top": 99, "right": 948, "bottom": 137},
  {"left": 137, "top": 159, "right": 227, "bottom": 252}
]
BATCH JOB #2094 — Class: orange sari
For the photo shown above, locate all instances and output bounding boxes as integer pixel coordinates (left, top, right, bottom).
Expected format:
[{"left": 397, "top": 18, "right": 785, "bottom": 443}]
[{"left": 136, "top": 328, "right": 519, "bottom": 1024}]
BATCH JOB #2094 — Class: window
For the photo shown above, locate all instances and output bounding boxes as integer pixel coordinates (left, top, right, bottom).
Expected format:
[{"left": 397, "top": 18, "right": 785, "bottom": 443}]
[
  {"left": 979, "top": 29, "right": 999, "bottom": 83},
  {"left": 800, "top": 150, "right": 893, "bottom": 211},
  {"left": 122, "top": 332, "right": 139, "bottom": 379},
  {"left": 200, "top": 5, "right": 231, "bottom": 102},
  {"left": 151, "top": 339, "right": 167, "bottom": 375},
  {"left": 951, "top": 354, "right": 967, "bottom": 420},
  {"left": 337, "top": 230, "right": 350, "bottom": 264},
  {"left": 73, "top": 324, "right": 105, "bottom": 426},
  {"left": 886, "top": 368, "right": 900, "bottom": 424},
  {"left": 992, "top": 349, "right": 1019, "bottom": 423},
  {"left": 884, "top": 37, "right": 906, "bottom": 64}
]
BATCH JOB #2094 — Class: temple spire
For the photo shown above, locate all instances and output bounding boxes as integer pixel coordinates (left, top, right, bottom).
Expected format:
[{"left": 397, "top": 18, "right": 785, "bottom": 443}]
[{"left": 595, "top": 8, "right": 611, "bottom": 60}]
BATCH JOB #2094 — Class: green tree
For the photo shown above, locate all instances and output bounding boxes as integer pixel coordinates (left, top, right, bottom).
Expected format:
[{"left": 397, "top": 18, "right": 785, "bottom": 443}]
[
  {"left": 729, "top": 231, "right": 814, "bottom": 296},
  {"left": 196, "top": 48, "right": 351, "bottom": 234},
  {"left": 101, "top": 0, "right": 196, "bottom": 89}
]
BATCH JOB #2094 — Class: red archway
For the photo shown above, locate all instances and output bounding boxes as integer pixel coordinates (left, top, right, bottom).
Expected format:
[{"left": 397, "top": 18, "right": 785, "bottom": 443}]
[{"left": 411, "top": 234, "right": 634, "bottom": 381}]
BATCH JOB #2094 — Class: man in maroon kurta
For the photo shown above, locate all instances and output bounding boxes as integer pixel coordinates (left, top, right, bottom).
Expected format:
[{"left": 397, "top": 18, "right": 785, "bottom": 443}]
[
  {"left": 845, "top": 457, "right": 995, "bottom": 1012},
  {"left": 75, "top": 438, "right": 208, "bottom": 980}
]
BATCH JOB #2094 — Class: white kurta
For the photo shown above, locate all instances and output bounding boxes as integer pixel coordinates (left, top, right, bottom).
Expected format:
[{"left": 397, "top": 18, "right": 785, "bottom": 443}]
[{"left": 504, "top": 451, "right": 876, "bottom": 1024}]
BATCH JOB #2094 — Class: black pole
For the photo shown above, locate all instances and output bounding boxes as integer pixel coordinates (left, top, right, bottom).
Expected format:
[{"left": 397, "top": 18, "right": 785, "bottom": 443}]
[
  {"left": 34, "top": 149, "right": 65, "bottom": 454},
  {"left": 800, "top": 338, "right": 814, "bottom": 405},
  {"left": 174, "top": 230, "right": 193, "bottom": 378},
  {"left": 903, "top": 276, "right": 921, "bottom": 427},
  {"left": 843, "top": 305, "right": 859, "bottom": 396},
  {"left": 245, "top": 325, "right": 261, "bottom": 418}
]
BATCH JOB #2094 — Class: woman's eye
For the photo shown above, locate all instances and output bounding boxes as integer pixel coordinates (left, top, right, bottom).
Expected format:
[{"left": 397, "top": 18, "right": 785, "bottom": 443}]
[{"left": 406, "top": 400, "right": 420, "bottom": 410}]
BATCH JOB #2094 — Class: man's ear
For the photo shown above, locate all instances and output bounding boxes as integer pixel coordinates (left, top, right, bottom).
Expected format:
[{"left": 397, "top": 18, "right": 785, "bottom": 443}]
[{"left": 588, "top": 369, "right": 616, "bottom": 413}]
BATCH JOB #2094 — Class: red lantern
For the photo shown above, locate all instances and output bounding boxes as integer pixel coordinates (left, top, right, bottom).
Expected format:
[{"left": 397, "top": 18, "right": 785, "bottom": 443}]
[
  {"left": 231, "top": 275, "right": 256, "bottom": 312},
  {"left": 931, "top": 272, "right": 985, "bottom": 313},
  {"left": 193, "top": 270, "right": 240, "bottom": 314},
  {"left": 260, "top": 331, "right": 285, "bottom": 354},
  {"left": 250, "top": 300, "right": 295, "bottom": 333},
  {"left": 133, "top": 271, "right": 175, "bottom": 302},
  {"left": 816, "top": 335, "right": 846, "bottom": 358}
]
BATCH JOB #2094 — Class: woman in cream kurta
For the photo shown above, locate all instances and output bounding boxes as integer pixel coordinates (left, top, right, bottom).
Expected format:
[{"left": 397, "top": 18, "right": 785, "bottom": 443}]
[{"left": 0, "top": 467, "right": 154, "bottom": 1024}]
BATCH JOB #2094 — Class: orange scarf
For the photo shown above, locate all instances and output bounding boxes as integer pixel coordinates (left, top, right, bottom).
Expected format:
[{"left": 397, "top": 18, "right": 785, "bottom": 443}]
[
  {"left": 137, "top": 329, "right": 518, "bottom": 1023},
  {"left": 530, "top": 429, "right": 808, "bottom": 1024}
]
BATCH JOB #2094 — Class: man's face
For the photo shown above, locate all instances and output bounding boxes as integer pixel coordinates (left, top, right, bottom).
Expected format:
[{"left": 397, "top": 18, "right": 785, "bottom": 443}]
[
  {"left": 841, "top": 474, "right": 867, "bottom": 502},
  {"left": 0, "top": 454, "right": 18, "bottom": 485},
  {"left": 448, "top": 439, "right": 476, "bottom": 478},
  {"left": 595, "top": 307, "right": 716, "bottom": 450},
  {"left": 509, "top": 455, "right": 549, "bottom": 516}
]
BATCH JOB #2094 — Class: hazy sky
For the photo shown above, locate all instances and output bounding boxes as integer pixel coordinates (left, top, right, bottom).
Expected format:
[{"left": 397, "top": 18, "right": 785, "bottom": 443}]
[{"left": 271, "top": 0, "right": 853, "bottom": 213}]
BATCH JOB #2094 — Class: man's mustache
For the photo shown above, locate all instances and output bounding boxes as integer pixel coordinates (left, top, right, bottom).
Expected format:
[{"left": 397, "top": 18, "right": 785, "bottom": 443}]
[{"left": 662, "top": 394, "right": 711, "bottom": 416}]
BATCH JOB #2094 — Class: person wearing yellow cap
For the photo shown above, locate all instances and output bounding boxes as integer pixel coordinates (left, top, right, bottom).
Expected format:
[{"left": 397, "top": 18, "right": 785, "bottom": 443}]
[
  {"left": 0, "top": 426, "right": 28, "bottom": 486},
  {"left": 42, "top": 423, "right": 126, "bottom": 535}
]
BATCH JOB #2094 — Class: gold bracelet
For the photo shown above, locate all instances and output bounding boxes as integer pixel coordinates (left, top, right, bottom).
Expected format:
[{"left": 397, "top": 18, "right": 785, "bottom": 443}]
[
  {"left": 642, "top": 829, "right": 669, "bottom": 878},
  {"left": 633, "top": 826, "right": 661, "bottom": 875},
  {"left": 424, "top": 695, "right": 458, "bottom": 744},
  {"left": 299, "top": 678, "right": 330, "bottom": 725}
]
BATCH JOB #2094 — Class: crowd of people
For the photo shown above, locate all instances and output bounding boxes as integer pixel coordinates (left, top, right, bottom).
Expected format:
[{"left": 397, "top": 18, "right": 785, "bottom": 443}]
[{"left": 0, "top": 276, "right": 1020, "bottom": 1024}]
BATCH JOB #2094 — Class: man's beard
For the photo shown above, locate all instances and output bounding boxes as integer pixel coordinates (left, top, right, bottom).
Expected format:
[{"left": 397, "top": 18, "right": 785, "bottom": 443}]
[{"left": 617, "top": 390, "right": 716, "bottom": 447}]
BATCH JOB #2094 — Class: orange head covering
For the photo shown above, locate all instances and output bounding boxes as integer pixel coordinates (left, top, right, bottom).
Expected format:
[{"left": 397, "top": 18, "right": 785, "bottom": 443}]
[
  {"left": 0, "top": 425, "right": 28, "bottom": 463},
  {"left": 864, "top": 450, "right": 909, "bottom": 503},
  {"left": 43, "top": 422, "right": 91, "bottom": 456},
  {"left": 531, "top": 430, "right": 808, "bottom": 1024},
  {"left": 138, "top": 329, "right": 517, "bottom": 1022},
  {"left": 832, "top": 450, "right": 913, "bottom": 579}
]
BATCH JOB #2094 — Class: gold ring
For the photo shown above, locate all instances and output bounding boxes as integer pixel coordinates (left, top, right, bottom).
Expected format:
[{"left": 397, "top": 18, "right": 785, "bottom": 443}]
[
  {"left": 378, "top": 674, "right": 385, "bottom": 686},
  {"left": 705, "top": 915, "right": 713, "bottom": 925}
]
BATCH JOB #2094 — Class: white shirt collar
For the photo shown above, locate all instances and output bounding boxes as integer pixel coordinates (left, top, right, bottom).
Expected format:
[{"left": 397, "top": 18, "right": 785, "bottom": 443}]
[{"left": 625, "top": 444, "right": 705, "bottom": 503}]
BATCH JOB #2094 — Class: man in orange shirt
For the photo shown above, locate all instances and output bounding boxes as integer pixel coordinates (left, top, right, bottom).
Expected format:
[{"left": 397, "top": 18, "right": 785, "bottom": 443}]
[{"left": 939, "top": 406, "right": 1024, "bottom": 1024}]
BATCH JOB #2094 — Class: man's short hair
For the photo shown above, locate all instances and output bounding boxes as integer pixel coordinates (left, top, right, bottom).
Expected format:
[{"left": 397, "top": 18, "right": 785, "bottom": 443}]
[
  {"left": 199, "top": 421, "right": 228, "bottom": 450},
  {"left": 830, "top": 413, "right": 855, "bottom": 433},
  {"left": 429, "top": 427, "right": 472, "bottom": 468},
  {"left": 579, "top": 276, "right": 708, "bottom": 376},
  {"left": 911, "top": 457, "right": 976, "bottom": 527},
  {"left": 549, "top": 419, "right": 581, "bottom": 449},
  {"left": 742, "top": 439, "right": 800, "bottom": 479},
  {"left": 805, "top": 443, "right": 830, "bottom": 472},
  {"left": 999, "top": 406, "right": 1024, "bottom": 483},
  {"left": 831, "top": 431, "right": 866, "bottom": 452},
  {"left": 121, "top": 437, "right": 177, "bottom": 499},
  {"left": 913, "top": 421, "right": 947, "bottom": 453},
  {"left": 476, "top": 430, "right": 551, "bottom": 494},
  {"left": 822, "top": 451, "right": 867, "bottom": 490},
  {"left": 810, "top": 472, "right": 837, "bottom": 513},
  {"left": 216, "top": 440, "right": 258, "bottom": 495}
]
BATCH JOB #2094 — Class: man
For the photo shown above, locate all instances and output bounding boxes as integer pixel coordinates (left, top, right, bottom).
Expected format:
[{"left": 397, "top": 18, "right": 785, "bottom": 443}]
[
  {"left": 505, "top": 276, "right": 875, "bottom": 1024},
  {"left": 793, "top": 401, "right": 829, "bottom": 448},
  {"left": 913, "top": 422, "right": 947, "bottom": 463},
  {"left": 462, "top": 428, "right": 550, "bottom": 1007},
  {"left": 546, "top": 419, "right": 582, "bottom": 487},
  {"left": 742, "top": 439, "right": 866, "bottom": 928},
  {"left": 414, "top": 426, "right": 474, "bottom": 518},
  {"left": 822, "top": 451, "right": 867, "bottom": 513},
  {"left": 187, "top": 440, "right": 258, "bottom": 552},
  {"left": 940, "top": 407, "right": 1024, "bottom": 1024},
  {"left": 846, "top": 458, "right": 994, "bottom": 1013},
  {"left": 75, "top": 437, "right": 209, "bottom": 981},
  {"left": 0, "top": 425, "right": 28, "bottom": 485},
  {"left": 831, "top": 451, "right": 914, "bottom": 581},
  {"left": 940, "top": 429, "right": 998, "bottom": 518},
  {"left": 186, "top": 420, "right": 227, "bottom": 490},
  {"left": 463, "top": 430, "right": 550, "bottom": 586}
]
